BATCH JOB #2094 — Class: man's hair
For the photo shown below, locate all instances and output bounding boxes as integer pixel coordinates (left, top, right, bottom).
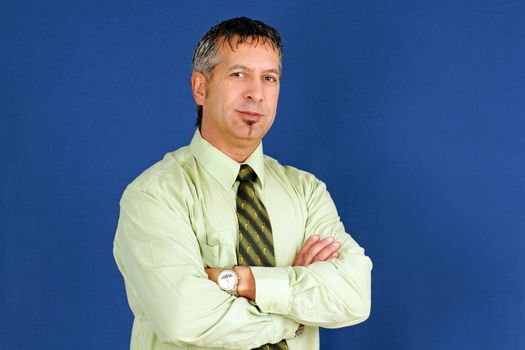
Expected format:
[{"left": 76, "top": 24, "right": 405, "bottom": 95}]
[{"left": 191, "top": 17, "right": 283, "bottom": 127}]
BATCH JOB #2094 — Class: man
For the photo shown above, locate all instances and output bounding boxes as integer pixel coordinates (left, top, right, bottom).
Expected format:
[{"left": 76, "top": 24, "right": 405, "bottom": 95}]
[{"left": 114, "top": 17, "right": 372, "bottom": 350}]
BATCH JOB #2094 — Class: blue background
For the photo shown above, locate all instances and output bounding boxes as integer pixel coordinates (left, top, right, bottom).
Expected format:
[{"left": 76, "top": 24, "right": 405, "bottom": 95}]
[{"left": 1, "top": 1, "right": 524, "bottom": 349}]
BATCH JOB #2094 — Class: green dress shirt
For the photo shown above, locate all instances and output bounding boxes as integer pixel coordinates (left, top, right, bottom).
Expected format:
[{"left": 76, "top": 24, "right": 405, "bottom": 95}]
[{"left": 113, "top": 130, "right": 372, "bottom": 350}]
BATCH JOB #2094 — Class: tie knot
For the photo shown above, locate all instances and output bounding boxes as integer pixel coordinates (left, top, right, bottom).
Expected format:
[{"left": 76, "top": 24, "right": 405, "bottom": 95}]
[{"left": 237, "top": 164, "right": 256, "bottom": 182}]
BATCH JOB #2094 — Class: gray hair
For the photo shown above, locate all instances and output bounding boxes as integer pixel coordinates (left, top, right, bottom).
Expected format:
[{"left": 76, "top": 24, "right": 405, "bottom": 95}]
[{"left": 191, "top": 17, "right": 283, "bottom": 127}]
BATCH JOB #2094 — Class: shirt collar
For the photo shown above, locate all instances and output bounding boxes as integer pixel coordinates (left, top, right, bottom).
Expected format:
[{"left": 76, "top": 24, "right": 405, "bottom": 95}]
[{"left": 188, "top": 129, "right": 266, "bottom": 191}]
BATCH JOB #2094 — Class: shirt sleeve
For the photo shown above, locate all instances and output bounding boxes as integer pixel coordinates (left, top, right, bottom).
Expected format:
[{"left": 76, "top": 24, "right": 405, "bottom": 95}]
[
  {"left": 250, "top": 175, "right": 373, "bottom": 328},
  {"left": 113, "top": 184, "right": 298, "bottom": 349}
]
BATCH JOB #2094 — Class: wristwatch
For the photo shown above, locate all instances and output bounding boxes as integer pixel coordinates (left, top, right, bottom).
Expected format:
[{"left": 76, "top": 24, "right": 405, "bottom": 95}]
[{"left": 217, "top": 268, "right": 239, "bottom": 296}]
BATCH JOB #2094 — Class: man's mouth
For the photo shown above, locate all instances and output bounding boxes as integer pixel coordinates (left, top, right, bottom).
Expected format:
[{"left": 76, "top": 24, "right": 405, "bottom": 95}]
[
  {"left": 237, "top": 110, "right": 262, "bottom": 116},
  {"left": 236, "top": 110, "right": 262, "bottom": 123}
]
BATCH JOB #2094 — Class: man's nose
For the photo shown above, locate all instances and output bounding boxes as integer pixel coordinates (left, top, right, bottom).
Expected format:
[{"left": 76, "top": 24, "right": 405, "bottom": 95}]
[{"left": 243, "top": 77, "right": 264, "bottom": 103}]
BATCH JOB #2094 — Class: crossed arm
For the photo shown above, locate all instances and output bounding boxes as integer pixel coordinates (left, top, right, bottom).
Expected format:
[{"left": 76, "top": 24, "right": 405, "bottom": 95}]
[
  {"left": 205, "top": 235, "right": 342, "bottom": 301},
  {"left": 114, "top": 176, "right": 372, "bottom": 348}
]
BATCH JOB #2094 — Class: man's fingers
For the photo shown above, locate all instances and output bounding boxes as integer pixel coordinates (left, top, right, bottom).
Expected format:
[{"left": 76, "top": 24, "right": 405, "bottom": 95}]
[
  {"left": 328, "top": 252, "right": 340, "bottom": 259},
  {"left": 313, "top": 241, "right": 340, "bottom": 262},
  {"left": 299, "top": 235, "right": 320, "bottom": 254},
  {"left": 302, "top": 237, "right": 337, "bottom": 265},
  {"left": 294, "top": 236, "right": 341, "bottom": 266},
  {"left": 293, "top": 235, "right": 320, "bottom": 266}
]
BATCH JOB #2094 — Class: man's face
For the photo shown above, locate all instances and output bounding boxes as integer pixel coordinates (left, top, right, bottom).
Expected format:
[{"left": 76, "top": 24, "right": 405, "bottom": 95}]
[{"left": 193, "top": 39, "right": 281, "bottom": 154}]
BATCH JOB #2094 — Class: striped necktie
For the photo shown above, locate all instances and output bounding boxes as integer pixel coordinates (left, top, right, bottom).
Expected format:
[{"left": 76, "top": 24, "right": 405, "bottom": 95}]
[{"left": 236, "top": 164, "right": 288, "bottom": 350}]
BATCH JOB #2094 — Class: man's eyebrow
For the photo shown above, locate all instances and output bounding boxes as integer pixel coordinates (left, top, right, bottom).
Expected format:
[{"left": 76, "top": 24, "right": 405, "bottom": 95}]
[
  {"left": 228, "top": 65, "right": 281, "bottom": 75},
  {"left": 264, "top": 68, "right": 281, "bottom": 75}
]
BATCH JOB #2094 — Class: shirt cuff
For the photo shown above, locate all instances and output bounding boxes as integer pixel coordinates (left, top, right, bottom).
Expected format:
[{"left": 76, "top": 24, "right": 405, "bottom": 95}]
[{"left": 250, "top": 266, "right": 292, "bottom": 315}]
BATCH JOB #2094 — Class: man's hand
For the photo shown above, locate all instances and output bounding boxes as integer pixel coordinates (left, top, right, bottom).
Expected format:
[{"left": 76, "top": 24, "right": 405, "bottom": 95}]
[{"left": 293, "top": 235, "right": 340, "bottom": 266}]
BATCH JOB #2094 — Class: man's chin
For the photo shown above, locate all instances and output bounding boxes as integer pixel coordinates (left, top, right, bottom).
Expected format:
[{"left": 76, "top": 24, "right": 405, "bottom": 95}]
[{"left": 234, "top": 129, "right": 266, "bottom": 143}]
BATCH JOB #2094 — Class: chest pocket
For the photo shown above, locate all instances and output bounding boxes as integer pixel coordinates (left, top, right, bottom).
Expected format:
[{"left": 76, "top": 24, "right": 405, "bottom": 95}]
[{"left": 198, "top": 230, "right": 238, "bottom": 268}]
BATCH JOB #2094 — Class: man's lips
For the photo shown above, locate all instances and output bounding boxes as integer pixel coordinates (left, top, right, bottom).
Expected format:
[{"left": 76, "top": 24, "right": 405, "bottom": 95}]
[{"left": 236, "top": 110, "right": 263, "bottom": 120}]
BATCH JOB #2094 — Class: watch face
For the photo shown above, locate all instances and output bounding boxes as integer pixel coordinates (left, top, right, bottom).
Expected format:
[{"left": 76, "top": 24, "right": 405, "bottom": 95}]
[{"left": 219, "top": 270, "right": 237, "bottom": 291}]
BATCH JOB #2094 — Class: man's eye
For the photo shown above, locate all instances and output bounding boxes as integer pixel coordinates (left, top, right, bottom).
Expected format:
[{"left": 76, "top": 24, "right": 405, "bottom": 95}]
[
  {"left": 232, "top": 72, "right": 245, "bottom": 77},
  {"left": 265, "top": 76, "right": 278, "bottom": 82}
]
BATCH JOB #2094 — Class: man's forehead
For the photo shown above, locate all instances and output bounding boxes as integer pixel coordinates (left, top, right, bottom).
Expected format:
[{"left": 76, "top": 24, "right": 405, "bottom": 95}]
[{"left": 218, "top": 44, "right": 281, "bottom": 74}]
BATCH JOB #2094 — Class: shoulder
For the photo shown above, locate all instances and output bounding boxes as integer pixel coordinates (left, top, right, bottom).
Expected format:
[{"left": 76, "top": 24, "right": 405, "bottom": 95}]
[
  {"left": 122, "top": 146, "right": 198, "bottom": 207},
  {"left": 263, "top": 155, "right": 326, "bottom": 195},
  {"left": 264, "top": 156, "right": 340, "bottom": 221}
]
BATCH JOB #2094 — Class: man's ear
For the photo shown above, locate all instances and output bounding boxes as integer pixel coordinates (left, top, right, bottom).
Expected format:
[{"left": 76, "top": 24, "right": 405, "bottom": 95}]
[{"left": 191, "top": 71, "right": 207, "bottom": 106}]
